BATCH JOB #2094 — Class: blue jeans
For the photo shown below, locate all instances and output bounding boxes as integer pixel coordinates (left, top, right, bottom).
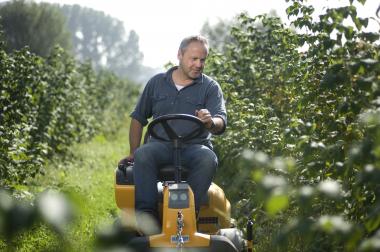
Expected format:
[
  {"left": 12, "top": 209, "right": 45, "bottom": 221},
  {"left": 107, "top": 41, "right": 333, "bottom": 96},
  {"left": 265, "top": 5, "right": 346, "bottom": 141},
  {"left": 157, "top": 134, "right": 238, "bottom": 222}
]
[{"left": 133, "top": 141, "right": 218, "bottom": 216}]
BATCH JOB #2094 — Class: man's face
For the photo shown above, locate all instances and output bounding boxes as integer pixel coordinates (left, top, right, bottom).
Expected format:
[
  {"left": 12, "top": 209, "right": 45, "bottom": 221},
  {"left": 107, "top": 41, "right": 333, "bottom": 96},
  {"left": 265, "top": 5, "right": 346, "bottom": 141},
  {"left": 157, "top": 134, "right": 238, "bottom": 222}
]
[{"left": 178, "top": 41, "right": 208, "bottom": 80}]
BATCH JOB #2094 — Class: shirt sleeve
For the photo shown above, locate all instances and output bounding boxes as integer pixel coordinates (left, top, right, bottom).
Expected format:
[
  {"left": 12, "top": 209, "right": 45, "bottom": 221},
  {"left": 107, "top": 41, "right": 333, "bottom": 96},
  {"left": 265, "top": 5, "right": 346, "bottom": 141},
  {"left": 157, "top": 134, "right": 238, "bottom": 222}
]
[
  {"left": 130, "top": 79, "right": 154, "bottom": 126},
  {"left": 206, "top": 81, "right": 227, "bottom": 135}
]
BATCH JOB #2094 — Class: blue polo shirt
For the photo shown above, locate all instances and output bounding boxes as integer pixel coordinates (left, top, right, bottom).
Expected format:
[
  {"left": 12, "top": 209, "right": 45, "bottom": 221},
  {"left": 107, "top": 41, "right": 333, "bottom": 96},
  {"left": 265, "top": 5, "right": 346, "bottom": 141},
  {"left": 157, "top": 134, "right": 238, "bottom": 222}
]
[{"left": 131, "top": 66, "right": 227, "bottom": 148}]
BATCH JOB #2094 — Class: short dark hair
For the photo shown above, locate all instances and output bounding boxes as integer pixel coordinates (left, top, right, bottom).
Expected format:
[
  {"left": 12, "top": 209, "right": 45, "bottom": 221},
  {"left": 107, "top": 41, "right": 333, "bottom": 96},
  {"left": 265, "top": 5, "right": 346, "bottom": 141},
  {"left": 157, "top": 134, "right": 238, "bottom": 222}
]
[{"left": 179, "top": 35, "right": 209, "bottom": 54}]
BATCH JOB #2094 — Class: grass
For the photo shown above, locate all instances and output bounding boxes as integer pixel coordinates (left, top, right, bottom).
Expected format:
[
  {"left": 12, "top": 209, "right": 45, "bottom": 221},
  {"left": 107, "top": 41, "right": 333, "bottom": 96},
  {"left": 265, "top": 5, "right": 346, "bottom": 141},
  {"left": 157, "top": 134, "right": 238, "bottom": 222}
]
[{"left": 1, "top": 126, "right": 130, "bottom": 252}]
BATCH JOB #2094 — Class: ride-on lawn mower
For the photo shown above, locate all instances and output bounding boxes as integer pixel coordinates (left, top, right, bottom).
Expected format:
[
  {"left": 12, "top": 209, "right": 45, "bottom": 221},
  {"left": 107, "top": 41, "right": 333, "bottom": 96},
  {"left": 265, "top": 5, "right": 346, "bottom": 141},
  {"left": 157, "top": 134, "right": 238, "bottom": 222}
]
[{"left": 115, "top": 114, "right": 253, "bottom": 251}]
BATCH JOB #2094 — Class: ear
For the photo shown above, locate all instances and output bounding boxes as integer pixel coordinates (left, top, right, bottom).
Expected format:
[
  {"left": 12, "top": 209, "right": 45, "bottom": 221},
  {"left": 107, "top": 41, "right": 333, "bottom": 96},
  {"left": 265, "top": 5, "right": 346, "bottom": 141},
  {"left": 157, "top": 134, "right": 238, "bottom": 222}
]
[{"left": 177, "top": 49, "right": 182, "bottom": 61}]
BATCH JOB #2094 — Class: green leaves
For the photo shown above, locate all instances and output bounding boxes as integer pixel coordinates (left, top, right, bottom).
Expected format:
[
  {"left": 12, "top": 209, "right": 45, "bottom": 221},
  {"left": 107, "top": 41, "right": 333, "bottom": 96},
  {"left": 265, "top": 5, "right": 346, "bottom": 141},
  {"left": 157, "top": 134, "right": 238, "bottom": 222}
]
[
  {"left": 359, "top": 32, "right": 380, "bottom": 43},
  {"left": 265, "top": 194, "right": 289, "bottom": 216},
  {"left": 205, "top": 0, "right": 380, "bottom": 250},
  {"left": 316, "top": 215, "right": 352, "bottom": 234},
  {"left": 320, "top": 63, "right": 348, "bottom": 89},
  {"left": 0, "top": 42, "right": 138, "bottom": 185},
  {"left": 317, "top": 180, "right": 342, "bottom": 199}
]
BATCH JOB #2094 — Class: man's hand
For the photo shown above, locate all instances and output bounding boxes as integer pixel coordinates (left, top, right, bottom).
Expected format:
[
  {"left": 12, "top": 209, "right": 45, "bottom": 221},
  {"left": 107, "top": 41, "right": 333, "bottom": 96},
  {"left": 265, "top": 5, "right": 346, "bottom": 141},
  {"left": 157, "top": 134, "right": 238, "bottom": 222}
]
[
  {"left": 118, "top": 155, "right": 134, "bottom": 167},
  {"left": 195, "top": 109, "right": 214, "bottom": 129}
]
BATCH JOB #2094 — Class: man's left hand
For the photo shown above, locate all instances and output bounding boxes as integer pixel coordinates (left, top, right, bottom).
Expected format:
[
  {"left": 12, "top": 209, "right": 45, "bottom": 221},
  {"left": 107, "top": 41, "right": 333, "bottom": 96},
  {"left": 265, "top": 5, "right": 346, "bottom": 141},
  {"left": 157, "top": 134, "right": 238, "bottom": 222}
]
[{"left": 195, "top": 109, "right": 213, "bottom": 129}]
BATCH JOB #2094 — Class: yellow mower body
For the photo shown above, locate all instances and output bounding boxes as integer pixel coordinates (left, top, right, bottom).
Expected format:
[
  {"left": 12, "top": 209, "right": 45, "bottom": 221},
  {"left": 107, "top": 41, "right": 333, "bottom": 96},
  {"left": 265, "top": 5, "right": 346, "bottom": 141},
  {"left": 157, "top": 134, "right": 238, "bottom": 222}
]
[
  {"left": 115, "top": 178, "right": 232, "bottom": 234},
  {"left": 115, "top": 165, "right": 245, "bottom": 251}
]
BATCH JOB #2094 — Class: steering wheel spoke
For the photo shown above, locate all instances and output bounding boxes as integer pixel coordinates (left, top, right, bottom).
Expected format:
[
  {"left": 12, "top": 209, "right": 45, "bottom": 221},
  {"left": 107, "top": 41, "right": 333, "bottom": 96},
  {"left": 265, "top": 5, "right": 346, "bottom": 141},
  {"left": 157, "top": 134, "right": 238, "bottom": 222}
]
[{"left": 161, "top": 121, "right": 180, "bottom": 139}]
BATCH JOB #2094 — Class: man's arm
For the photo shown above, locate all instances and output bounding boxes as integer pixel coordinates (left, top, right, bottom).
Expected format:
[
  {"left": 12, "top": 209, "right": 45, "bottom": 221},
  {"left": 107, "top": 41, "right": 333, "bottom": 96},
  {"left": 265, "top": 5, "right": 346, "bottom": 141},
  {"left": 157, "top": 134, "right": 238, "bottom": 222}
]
[
  {"left": 208, "top": 116, "right": 225, "bottom": 134},
  {"left": 128, "top": 118, "right": 143, "bottom": 159}
]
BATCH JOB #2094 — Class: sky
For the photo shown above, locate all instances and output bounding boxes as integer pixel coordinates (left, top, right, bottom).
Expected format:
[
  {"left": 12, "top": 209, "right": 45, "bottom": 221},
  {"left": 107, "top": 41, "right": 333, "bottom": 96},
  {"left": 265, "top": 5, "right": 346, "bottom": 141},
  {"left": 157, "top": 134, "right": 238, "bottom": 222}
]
[{"left": 7, "top": 0, "right": 380, "bottom": 69}]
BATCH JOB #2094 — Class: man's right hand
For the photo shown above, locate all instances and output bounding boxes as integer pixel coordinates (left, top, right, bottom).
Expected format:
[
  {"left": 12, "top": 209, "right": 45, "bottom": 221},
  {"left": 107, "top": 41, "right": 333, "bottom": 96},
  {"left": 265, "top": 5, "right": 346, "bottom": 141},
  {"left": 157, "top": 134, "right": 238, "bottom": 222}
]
[{"left": 118, "top": 156, "right": 134, "bottom": 167}]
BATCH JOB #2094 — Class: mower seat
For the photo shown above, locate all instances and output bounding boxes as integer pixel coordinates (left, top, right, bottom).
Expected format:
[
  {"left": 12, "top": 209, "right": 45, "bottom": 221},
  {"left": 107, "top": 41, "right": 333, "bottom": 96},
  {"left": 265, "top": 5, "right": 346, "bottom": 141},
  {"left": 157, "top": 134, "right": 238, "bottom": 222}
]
[
  {"left": 116, "top": 163, "right": 189, "bottom": 185},
  {"left": 116, "top": 164, "right": 208, "bottom": 207},
  {"left": 157, "top": 165, "right": 189, "bottom": 181}
]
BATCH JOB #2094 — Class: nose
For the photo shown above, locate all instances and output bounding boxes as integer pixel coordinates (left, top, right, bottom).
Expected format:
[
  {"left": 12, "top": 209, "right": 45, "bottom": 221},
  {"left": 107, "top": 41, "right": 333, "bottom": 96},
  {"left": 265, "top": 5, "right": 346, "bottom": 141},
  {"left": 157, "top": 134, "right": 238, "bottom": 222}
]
[{"left": 195, "top": 59, "right": 203, "bottom": 68}]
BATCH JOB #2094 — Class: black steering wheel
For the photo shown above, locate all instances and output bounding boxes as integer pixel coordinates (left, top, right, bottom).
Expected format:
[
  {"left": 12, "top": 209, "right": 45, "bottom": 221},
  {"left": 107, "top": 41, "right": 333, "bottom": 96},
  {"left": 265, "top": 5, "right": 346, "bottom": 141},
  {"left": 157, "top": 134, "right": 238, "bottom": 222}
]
[{"left": 147, "top": 114, "right": 205, "bottom": 142}]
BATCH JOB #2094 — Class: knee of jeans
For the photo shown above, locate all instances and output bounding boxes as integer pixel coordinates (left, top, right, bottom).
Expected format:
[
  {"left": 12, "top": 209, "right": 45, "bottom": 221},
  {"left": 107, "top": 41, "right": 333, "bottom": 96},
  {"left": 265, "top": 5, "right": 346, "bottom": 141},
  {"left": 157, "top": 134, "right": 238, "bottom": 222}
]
[
  {"left": 196, "top": 156, "right": 217, "bottom": 175},
  {"left": 208, "top": 157, "right": 218, "bottom": 170},
  {"left": 133, "top": 147, "right": 144, "bottom": 162}
]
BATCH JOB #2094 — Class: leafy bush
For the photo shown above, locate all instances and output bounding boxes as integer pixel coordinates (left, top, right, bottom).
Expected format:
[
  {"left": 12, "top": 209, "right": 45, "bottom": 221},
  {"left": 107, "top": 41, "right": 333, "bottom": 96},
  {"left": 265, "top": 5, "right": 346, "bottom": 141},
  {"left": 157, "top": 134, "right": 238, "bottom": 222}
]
[
  {"left": 205, "top": 0, "right": 380, "bottom": 250},
  {"left": 0, "top": 42, "right": 138, "bottom": 186}
]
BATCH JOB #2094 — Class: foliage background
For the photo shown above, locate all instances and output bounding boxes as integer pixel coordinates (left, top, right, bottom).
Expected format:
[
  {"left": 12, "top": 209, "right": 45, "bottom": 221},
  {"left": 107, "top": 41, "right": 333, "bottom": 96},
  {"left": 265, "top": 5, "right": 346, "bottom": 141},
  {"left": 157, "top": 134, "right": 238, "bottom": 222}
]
[
  {"left": 1, "top": 0, "right": 380, "bottom": 251},
  {"left": 204, "top": 0, "right": 380, "bottom": 251},
  {"left": 0, "top": 29, "right": 139, "bottom": 186}
]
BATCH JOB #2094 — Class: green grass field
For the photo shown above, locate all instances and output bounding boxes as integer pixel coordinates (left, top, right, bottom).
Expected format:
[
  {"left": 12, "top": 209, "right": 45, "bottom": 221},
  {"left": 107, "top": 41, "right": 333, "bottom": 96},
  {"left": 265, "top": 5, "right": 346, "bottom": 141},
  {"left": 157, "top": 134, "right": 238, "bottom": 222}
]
[{"left": 1, "top": 126, "right": 129, "bottom": 252}]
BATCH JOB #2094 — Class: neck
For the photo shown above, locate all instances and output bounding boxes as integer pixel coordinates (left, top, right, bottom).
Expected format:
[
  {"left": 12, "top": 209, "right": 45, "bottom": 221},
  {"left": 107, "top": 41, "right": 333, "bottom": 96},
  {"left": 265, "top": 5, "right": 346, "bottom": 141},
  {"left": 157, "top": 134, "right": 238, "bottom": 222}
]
[{"left": 173, "top": 67, "right": 193, "bottom": 85}]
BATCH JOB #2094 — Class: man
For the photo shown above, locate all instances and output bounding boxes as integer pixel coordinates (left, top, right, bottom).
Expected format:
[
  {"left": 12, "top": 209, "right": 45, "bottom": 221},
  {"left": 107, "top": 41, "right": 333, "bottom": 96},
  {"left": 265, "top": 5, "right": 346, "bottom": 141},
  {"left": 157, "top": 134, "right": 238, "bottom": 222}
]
[{"left": 125, "top": 35, "right": 227, "bottom": 224}]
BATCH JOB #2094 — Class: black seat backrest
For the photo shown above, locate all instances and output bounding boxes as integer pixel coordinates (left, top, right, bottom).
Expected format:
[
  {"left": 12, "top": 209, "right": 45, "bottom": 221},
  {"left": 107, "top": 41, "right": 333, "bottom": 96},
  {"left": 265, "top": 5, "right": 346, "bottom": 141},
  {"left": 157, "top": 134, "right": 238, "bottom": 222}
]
[
  {"left": 158, "top": 165, "right": 189, "bottom": 181},
  {"left": 116, "top": 164, "right": 189, "bottom": 185}
]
